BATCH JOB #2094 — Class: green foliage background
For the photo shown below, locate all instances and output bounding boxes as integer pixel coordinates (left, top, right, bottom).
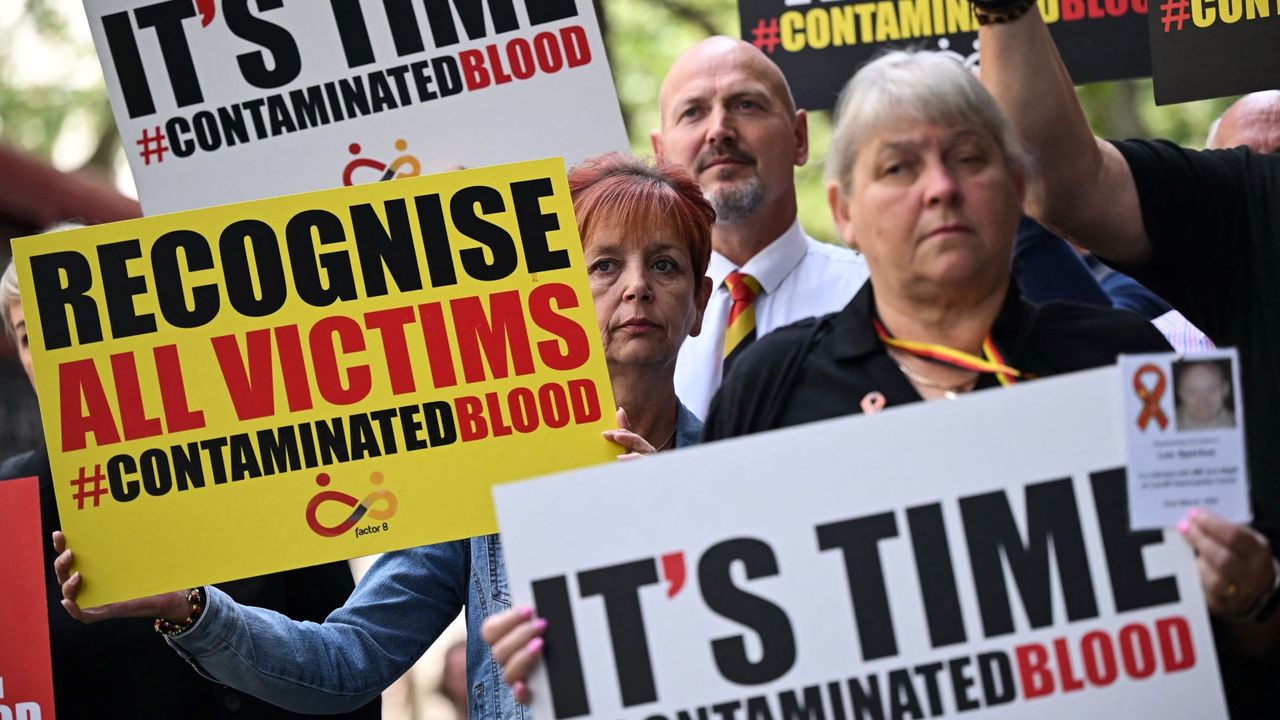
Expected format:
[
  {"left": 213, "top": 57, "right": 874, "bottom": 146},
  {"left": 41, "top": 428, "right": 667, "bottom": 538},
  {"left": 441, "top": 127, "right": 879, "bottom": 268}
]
[{"left": 0, "top": 0, "right": 1237, "bottom": 244}]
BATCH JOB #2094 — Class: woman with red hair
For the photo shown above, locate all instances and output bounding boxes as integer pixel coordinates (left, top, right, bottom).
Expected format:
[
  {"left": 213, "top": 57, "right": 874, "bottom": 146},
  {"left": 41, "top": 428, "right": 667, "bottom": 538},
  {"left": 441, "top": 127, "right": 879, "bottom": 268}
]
[
  {"left": 54, "top": 153, "right": 715, "bottom": 720},
  {"left": 572, "top": 152, "right": 714, "bottom": 455}
]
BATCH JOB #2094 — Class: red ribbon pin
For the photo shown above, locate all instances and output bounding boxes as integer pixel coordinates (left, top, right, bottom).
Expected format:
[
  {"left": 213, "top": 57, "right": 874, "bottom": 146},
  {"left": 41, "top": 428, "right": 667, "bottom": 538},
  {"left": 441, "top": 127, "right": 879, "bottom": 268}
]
[
  {"left": 1134, "top": 363, "right": 1169, "bottom": 431},
  {"left": 860, "top": 391, "right": 887, "bottom": 415}
]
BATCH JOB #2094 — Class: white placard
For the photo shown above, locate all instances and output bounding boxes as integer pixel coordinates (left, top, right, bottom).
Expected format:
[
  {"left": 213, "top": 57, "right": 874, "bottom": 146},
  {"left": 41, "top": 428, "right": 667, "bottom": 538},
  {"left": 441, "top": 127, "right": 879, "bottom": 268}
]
[
  {"left": 495, "top": 367, "right": 1228, "bottom": 720},
  {"left": 85, "top": 0, "right": 628, "bottom": 214},
  {"left": 1121, "top": 350, "right": 1250, "bottom": 530}
]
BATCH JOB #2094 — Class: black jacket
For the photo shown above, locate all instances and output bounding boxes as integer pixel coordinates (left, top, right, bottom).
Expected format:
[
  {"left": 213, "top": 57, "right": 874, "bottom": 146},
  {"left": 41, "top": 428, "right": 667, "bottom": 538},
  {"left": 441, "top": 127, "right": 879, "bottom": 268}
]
[{"left": 705, "top": 282, "right": 1172, "bottom": 439}]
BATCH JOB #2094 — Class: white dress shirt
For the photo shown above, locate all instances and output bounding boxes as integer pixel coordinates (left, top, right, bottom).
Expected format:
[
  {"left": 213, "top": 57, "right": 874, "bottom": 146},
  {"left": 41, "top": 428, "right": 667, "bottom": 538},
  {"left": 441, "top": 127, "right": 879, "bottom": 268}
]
[{"left": 675, "top": 219, "right": 870, "bottom": 418}]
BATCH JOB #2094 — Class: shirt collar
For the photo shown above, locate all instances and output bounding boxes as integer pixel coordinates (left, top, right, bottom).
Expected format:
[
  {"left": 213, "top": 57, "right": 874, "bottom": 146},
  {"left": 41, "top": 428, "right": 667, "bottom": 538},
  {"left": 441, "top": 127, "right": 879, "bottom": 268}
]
[
  {"left": 674, "top": 400, "right": 704, "bottom": 449},
  {"left": 830, "top": 281, "right": 1037, "bottom": 363},
  {"left": 706, "top": 218, "right": 807, "bottom": 295},
  {"left": 829, "top": 284, "right": 881, "bottom": 360}
]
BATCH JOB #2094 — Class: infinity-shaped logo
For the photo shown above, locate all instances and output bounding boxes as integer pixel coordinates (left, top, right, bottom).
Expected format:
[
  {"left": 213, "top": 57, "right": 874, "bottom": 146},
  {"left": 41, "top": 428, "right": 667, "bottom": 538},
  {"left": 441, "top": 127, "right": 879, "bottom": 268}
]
[{"left": 306, "top": 471, "right": 399, "bottom": 538}]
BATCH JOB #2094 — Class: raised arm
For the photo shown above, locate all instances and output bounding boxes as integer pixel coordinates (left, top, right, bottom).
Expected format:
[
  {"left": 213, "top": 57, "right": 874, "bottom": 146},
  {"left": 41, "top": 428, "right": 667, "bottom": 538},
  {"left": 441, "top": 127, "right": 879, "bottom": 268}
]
[{"left": 978, "top": 7, "right": 1151, "bottom": 266}]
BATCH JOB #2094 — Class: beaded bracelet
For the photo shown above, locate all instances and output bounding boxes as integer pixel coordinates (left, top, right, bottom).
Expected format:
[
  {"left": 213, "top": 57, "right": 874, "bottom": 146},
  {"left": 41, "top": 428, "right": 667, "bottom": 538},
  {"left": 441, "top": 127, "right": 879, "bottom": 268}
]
[{"left": 154, "top": 586, "right": 206, "bottom": 636}]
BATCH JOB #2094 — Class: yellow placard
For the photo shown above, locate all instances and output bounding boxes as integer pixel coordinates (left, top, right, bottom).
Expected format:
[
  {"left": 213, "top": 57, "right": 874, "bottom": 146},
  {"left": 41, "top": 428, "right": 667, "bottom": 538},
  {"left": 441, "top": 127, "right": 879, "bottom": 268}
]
[{"left": 13, "top": 158, "right": 617, "bottom": 606}]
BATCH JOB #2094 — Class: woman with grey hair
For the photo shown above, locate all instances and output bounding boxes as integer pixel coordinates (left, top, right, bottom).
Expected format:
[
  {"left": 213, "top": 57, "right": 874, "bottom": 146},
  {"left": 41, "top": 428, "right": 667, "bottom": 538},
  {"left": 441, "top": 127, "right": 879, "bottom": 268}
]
[
  {"left": 707, "top": 47, "right": 1279, "bottom": 670},
  {"left": 483, "top": 49, "right": 1276, "bottom": 696},
  {"left": 2, "top": 259, "right": 33, "bottom": 384},
  {"left": 3, "top": 223, "right": 85, "bottom": 385}
]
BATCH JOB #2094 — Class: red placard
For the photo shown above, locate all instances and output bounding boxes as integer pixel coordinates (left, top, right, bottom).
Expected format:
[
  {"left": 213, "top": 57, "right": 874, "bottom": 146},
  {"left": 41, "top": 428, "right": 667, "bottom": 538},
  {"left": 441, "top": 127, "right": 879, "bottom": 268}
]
[{"left": 0, "top": 477, "right": 56, "bottom": 719}]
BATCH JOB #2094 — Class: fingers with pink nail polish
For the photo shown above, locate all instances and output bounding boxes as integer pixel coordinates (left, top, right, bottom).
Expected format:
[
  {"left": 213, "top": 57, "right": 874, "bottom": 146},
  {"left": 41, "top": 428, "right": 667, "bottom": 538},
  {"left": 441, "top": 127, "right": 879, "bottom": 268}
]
[{"left": 482, "top": 605, "right": 550, "bottom": 703}]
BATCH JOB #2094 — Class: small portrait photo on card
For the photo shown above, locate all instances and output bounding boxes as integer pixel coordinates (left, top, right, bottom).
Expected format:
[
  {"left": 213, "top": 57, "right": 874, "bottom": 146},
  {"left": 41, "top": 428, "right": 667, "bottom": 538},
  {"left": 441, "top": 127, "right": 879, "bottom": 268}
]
[{"left": 1173, "top": 357, "right": 1237, "bottom": 432}]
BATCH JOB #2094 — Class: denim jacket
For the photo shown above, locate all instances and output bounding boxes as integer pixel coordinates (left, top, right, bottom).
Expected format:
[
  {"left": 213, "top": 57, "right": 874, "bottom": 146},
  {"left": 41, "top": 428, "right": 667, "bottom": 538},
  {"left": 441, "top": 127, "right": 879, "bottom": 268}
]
[{"left": 168, "top": 403, "right": 702, "bottom": 719}]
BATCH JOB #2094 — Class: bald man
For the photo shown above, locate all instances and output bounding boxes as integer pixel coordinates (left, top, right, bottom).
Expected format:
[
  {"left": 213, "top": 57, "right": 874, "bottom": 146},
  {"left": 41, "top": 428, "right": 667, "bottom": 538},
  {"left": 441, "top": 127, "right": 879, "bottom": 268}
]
[
  {"left": 653, "top": 37, "right": 869, "bottom": 417},
  {"left": 1208, "top": 90, "right": 1280, "bottom": 154}
]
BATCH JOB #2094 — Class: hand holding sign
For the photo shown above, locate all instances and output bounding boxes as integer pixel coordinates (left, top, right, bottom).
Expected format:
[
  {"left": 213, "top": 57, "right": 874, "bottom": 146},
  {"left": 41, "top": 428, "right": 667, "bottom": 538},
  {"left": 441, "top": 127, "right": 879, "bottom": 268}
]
[
  {"left": 52, "top": 531, "right": 190, "bottom": 621},
  {"left": 603, "top": 407, "right": 661, "bottom": 460},
  {"left": 482, "top": 404, "right": 676, "bottom": 704},
  {"left": 482, "top": 606, "right": 547, "bottom": 704},
  {"left": 1177, "top": 510, "right": 1275, "bottom": 619}
]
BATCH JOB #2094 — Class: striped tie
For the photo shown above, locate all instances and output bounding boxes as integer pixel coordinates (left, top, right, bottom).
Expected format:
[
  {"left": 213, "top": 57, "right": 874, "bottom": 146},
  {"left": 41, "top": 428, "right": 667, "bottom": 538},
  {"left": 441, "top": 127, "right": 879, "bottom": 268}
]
[{"left": 722, "top": 270, "right": 761, "bottom": 374}]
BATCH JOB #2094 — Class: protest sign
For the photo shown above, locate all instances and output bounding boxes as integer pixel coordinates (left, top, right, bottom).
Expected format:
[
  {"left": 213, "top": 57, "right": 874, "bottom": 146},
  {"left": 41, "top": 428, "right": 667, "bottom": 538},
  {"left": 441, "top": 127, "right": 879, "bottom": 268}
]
[
  {"left": 738, "top": 0, "right": 1151, "bottom": 110},
  {"left": 84, "top": 0, "right": 628, "bottom": 214},
  {"left": 495, "top": 367, "right": 1228, "bottom": 720},
  {"left": 11, "top": 158, "right": 617, "bottom": 607},
  {"left": 0, "top": 477, "right": 56, "bottom": 720},
  {"left": 1147, "top": 0, "right": 1280, "bottom": 104}
]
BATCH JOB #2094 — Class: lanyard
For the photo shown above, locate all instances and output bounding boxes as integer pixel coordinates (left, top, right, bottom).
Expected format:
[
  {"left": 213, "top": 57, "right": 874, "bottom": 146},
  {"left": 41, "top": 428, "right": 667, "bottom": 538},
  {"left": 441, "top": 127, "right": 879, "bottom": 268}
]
[{"left": 871, "top": 317, "right": 1022, "bottom": 387}]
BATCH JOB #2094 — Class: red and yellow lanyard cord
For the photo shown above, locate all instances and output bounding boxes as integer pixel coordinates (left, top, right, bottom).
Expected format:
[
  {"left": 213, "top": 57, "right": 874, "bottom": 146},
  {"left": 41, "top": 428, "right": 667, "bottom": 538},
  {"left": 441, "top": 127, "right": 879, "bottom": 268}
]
[{"left": 872, "top": 317, "right": 1023, "bottom": 387}]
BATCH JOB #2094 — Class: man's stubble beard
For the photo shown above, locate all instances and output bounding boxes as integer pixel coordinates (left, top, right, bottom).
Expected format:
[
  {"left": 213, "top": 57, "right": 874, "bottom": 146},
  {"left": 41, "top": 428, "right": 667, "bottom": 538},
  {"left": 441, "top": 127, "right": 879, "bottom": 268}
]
[{"left": 706, "top": 175, "right": 765, "bottom": 225}]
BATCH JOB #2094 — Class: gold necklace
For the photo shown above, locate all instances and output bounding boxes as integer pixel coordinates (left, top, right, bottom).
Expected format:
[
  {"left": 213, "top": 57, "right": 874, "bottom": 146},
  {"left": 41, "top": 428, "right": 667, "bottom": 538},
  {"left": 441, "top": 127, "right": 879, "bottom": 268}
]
[
  {"left": 654, "top": 425, "right": 678, "bottom": 451},
  {"left": 895, "top": 361, "right": 978, "bottom": 400}
]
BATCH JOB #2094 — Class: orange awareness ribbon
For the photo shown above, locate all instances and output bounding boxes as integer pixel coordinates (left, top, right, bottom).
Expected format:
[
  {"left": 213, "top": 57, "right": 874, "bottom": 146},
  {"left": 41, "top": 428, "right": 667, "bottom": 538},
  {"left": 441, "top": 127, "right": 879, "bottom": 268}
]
[
  {"left": 872, "top": 318, "right": 1022, "bottom": 386},
  {"left": 1133, "top": 363, "right": 1169, "bottom": 430}
]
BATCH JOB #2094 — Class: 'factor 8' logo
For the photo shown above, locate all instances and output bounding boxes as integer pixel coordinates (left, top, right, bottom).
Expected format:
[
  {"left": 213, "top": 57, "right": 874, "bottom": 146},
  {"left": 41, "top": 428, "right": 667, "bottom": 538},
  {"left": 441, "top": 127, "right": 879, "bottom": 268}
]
[
  {"left": 306, "top": 471, "right": 399, "bottom": 538},
  {"left": 342, "top": 139, "right": 422, "bottom": 186}
]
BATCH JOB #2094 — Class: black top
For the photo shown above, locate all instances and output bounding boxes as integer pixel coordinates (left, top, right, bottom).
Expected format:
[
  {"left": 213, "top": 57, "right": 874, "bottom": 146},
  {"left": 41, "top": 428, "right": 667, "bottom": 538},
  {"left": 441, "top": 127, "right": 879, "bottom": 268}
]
[
  {"left": 1110, "top": 139, "right": 1280, "bottom": 719},
  {"left": 704, "top": 281, "right": 1170, "bottom": 440},
  {"left": 0, "top": 446, "right": 381, "bottom": 720},
  {"left": 1112, "top": 139, "right": 1280, "bottom": 535}
]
